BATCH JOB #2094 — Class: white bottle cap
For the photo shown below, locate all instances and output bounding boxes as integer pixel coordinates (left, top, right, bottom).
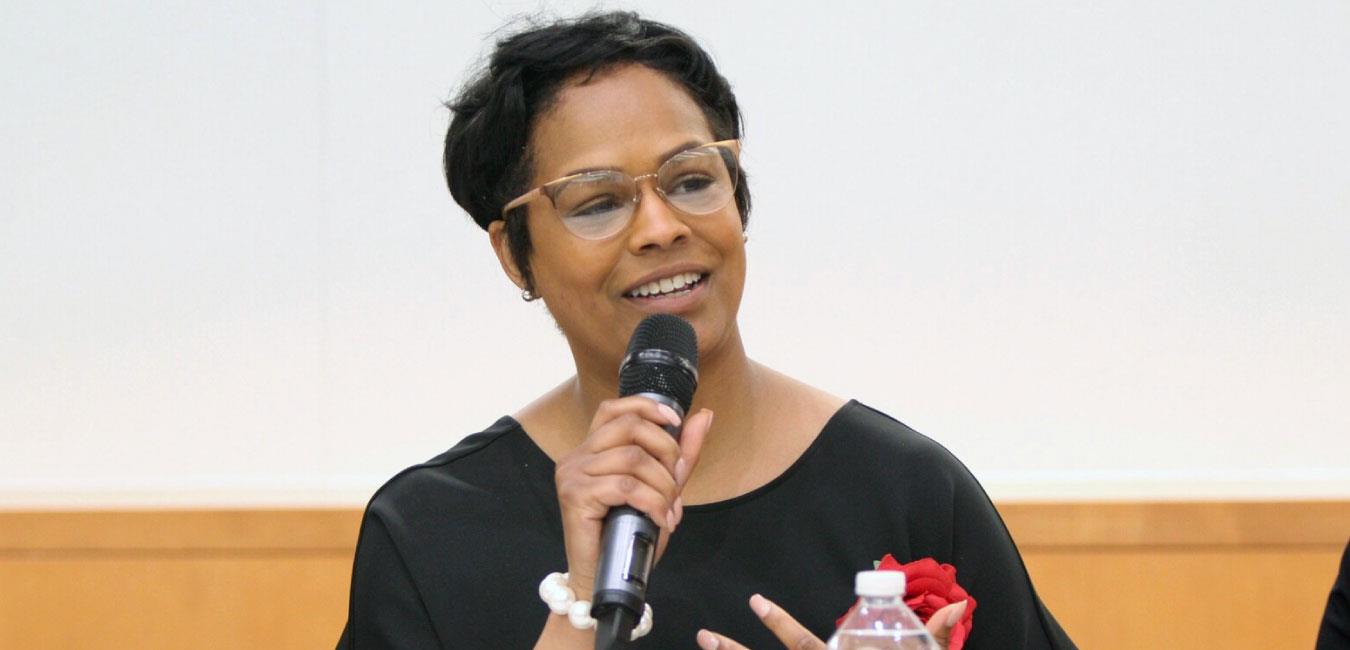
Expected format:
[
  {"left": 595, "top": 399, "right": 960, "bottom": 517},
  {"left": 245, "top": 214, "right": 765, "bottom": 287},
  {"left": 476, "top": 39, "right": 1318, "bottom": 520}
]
[{"left": 855, "top": 570, "right": 905, "bottom": 597}]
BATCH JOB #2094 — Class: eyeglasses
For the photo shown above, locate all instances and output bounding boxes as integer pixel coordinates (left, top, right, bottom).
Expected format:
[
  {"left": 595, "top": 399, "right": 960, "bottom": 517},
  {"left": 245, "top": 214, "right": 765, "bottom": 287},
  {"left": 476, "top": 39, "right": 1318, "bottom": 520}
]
[{"left": 501, "top": 140, "right": 741, "bottom": 240}]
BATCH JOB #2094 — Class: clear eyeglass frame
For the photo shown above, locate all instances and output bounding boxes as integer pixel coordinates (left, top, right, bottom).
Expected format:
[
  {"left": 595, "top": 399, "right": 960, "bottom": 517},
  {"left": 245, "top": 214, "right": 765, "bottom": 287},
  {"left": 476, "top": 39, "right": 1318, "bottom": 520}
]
[{"left": 500, "top": 139, "right": 741, "bottom": 241}]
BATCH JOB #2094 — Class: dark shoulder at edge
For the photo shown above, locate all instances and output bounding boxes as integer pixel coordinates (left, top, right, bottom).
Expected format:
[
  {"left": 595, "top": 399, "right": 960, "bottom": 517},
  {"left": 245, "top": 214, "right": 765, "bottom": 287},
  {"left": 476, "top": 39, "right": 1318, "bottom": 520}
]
[
  {"left": 361, "top": 416, "right": 524, "bottom": 517},
  {"left": 833, "top": 400, "right": 980, "bottom": 484}
]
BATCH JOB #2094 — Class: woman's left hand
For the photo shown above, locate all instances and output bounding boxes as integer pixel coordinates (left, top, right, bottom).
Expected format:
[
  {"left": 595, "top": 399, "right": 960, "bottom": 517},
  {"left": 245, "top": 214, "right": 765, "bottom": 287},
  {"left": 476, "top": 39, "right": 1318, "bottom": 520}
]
[{"left": 696, "top": 594, "right": 968, "bottom": 650}]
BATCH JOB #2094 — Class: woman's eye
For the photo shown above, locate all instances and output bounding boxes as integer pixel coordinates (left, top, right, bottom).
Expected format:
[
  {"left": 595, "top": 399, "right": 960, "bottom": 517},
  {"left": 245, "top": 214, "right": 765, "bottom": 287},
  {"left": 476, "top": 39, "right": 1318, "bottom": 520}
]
[
  {"left": 569, "top": 196, "right": 623, "bottom": 219},
  {"left": 667, "top": 175, "right": 714, "bottom": 195}
]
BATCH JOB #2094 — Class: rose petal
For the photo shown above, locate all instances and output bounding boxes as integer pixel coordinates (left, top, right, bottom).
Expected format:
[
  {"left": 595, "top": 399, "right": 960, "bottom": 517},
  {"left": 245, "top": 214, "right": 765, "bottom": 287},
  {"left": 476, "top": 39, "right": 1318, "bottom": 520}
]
[
  {"left": 949, "top": 621, "right": 969, "bottom": 650},
  {"left": 877, "top": 554, "right": 905, "bottom": 571},
  {"left": 923, "top": 594, "right": 949, "bottom": 612},
  {"left": 903, "top": 558, "right": 943, "bottom": 581},
  {"left": 909, "top": 579, "right": 945, "bottom": 596}
]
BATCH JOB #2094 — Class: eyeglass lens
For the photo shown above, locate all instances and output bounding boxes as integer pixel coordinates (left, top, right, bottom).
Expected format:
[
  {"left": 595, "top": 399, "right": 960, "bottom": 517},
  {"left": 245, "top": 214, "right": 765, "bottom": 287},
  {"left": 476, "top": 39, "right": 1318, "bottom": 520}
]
[{"left": 551, "top": 145, "right": 737, "bottom": 240}]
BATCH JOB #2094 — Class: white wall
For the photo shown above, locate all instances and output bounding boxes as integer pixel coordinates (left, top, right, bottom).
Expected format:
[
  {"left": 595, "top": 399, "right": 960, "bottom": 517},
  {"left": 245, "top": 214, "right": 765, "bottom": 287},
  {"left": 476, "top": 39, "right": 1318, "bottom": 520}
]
[{"left": 3, "top": 0, "right": 1347, "bottom": 507}]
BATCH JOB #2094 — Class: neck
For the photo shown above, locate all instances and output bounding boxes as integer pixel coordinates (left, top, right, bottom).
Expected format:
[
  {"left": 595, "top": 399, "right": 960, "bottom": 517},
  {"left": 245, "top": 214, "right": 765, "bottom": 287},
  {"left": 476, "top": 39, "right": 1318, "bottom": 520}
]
[{"left": 563, "top": 324, "right": 762, "bottom": 466}]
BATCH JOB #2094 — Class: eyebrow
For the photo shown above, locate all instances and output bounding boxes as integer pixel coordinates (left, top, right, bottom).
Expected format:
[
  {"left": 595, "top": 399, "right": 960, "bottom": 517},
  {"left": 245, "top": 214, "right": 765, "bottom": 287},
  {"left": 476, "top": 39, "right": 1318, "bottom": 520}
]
[{"left": 559, "top": 140, "right": 706, "bottom": 178}]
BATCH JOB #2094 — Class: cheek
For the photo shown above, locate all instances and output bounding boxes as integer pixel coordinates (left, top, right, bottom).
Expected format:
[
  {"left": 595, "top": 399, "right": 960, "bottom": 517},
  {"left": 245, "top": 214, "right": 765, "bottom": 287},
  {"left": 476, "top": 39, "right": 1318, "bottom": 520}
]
[
  {"left": 531, "top": 238, "right": 617, "bottom": 303},
  {"left": 711, "top": 214, "right": 748, "bottom": 276}
]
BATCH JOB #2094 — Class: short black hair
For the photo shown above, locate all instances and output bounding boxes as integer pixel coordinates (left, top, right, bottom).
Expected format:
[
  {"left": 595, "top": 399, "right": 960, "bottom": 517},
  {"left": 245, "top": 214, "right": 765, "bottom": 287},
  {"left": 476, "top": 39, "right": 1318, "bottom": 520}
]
[{"left": 443, "top": 11, "right": 750, "bottom": 293}]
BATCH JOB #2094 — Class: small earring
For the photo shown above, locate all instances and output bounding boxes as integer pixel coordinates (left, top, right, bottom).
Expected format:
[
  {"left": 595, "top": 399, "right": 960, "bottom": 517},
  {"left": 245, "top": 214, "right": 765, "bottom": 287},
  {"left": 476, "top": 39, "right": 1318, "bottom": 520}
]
[{"left": 521, "top": 288, "right": 538, "bottom": 302}]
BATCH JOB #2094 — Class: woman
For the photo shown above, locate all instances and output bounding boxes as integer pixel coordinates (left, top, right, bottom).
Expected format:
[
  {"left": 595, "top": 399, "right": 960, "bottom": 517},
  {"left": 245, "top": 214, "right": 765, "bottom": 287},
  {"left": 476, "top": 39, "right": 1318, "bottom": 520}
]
[{"left": 339, "top": 12, "right": 1074, "bottom": 649}]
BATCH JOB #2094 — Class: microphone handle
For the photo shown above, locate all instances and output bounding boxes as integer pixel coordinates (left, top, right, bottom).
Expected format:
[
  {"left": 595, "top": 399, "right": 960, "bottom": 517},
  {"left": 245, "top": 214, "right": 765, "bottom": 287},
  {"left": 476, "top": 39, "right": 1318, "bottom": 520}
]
[{"left": 592, "top": 393, "right": 684, "bottom": 648}]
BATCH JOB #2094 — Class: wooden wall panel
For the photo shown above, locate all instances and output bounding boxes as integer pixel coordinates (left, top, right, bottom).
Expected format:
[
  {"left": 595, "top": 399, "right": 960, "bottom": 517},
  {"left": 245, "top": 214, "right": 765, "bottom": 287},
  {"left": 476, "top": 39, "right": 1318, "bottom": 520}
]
[
  {"left": 0, "top": 509, "right": 363, "bottom": 650},
  {"left": 1, "top": 502, "right": 1346, "bottom": 650},
  {"left": 0, "top": 554, "right": 352, "bottom": 650},
  {"left": 1000, "top": 501, "right": 1350, "bottom": 648},
  {"left": 1022, "top": 547, "right": 1342, "bottom": 649}
]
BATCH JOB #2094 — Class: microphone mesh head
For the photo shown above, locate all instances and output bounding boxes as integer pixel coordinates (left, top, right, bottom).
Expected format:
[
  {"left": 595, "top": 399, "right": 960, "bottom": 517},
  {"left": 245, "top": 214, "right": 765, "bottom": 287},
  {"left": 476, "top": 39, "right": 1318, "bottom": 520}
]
[
  {"left": 625, "top": 314, "right": 698, "bottom": 364},
  {"left": 619, "top": 314, "right": 698, "bottom": 412}
]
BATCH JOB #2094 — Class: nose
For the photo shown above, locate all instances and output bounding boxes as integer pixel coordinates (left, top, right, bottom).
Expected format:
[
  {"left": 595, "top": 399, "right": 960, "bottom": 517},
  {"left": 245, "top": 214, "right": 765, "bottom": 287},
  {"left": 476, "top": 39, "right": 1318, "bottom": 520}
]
[{"left": 626, "top": 177, "right": 690, "bottom": 254}]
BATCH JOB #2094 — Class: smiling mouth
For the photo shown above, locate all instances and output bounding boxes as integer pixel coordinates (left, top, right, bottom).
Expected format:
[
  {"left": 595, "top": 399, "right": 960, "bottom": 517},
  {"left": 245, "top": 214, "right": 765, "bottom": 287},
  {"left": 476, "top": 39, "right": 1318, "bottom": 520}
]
[{"left": 625, "top": 272, "right": 708, "bottom": 299}]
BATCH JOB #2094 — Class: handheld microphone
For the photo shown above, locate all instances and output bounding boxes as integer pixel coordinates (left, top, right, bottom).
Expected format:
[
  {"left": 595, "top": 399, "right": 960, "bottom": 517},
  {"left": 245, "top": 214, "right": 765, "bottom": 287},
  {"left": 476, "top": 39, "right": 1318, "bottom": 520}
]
[{"left": 592, "top": 313, "right": 699, "bottom": 649}]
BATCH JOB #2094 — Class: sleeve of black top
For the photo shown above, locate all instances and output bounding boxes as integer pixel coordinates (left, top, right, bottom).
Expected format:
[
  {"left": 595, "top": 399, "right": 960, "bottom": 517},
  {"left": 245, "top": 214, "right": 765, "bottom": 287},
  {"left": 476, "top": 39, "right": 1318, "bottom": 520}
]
[
  {"left": 947, "top": 458, "right": 1077, "bottom": 649},
  {"left": 338, "top": 508, "right": 442, "bottom": 650},
  {"left": 1316, "top": 538, "right": 1350, "bottom": 649}
]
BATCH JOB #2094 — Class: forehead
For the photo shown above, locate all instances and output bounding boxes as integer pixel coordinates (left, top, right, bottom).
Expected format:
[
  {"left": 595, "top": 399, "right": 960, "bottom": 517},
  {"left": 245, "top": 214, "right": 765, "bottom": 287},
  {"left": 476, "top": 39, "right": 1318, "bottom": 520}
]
[{"left": 528, "top": 64, "right": 715, "bottom": 181}]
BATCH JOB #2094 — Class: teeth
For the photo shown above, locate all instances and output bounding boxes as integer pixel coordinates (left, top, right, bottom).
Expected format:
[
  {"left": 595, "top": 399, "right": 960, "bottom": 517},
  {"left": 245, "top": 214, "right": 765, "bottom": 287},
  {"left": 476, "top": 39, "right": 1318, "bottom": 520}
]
[{"left": 630, "top": 272, "right": 702, "bottom": 298}]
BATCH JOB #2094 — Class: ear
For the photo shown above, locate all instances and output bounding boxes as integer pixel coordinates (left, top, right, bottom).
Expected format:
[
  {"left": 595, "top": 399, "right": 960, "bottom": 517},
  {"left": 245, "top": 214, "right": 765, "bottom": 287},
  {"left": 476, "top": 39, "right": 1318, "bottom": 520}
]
[{"left": 488, "top": 219, "right": 527, "bottom": 291}]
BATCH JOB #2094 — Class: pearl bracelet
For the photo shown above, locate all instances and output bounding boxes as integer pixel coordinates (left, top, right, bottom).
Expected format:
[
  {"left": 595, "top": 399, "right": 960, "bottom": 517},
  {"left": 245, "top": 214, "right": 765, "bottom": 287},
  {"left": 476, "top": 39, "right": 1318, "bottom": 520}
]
[{"left": 538, "top": 572, "right": 653, "bottom": 640}]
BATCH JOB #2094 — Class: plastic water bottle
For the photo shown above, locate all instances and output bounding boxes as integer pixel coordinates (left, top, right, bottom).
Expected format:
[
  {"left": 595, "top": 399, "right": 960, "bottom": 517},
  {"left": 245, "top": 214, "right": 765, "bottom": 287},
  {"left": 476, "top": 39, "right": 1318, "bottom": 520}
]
[{"left": 826, "top": 570, "right": 940, "bottom": 650}]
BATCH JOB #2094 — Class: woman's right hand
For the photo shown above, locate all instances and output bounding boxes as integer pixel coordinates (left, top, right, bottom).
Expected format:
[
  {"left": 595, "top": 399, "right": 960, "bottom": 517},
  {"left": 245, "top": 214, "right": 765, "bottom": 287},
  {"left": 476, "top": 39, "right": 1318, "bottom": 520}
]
[{"left": 553, "top": 396, "right": 713, "bottom": 600}]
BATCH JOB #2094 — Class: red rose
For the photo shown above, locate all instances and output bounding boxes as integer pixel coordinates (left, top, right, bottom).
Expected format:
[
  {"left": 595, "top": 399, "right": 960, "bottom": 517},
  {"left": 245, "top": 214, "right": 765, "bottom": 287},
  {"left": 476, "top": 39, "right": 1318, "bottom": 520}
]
[{"left": 836, "top": 554, "right": 977, "bottom": 650}]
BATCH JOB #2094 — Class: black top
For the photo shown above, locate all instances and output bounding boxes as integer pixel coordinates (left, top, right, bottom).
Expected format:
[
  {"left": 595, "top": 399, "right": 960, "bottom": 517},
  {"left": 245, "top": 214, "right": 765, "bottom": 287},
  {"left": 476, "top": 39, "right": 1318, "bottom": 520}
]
[
  {"left": 338, "top": 400, "right": 1076, "bottom": 649},
  {"left": 1318, "top": 539, "right": 1350, "bottom": 649}
]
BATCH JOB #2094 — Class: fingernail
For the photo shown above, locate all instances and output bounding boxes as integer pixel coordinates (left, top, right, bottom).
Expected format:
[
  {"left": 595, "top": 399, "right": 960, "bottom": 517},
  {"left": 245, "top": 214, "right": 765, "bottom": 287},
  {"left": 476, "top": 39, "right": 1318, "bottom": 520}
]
[
  {"left": 674, "top": 497, "right": 684, "bottom": 526},
  {"left": 946, "top": 600, "right": 968, "bottom": 627},
  {"left": 703, "top": 408, "right": 714, "bottom": 428},
  {"left": 750, "top": 593, "right": 771, "bottom": 618},
  {"left": 675, "top": 457, "right": 688, "bottom": 486},
  {"left": 666, "top": 508, "right": 677, "bottom": 529},
  {"left": 657, "top": 403, "right": 681, "bottom": 427},
  {"left": 696, "top": 629, "right": 719, "bottom": 649}
]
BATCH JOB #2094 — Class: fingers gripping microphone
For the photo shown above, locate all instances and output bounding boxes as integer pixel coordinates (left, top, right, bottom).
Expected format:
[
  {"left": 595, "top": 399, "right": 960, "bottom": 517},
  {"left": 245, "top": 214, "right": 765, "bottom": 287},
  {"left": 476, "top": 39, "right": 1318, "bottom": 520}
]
[{"left": 593, "top": 314, "right": 698, "bottom": 649}]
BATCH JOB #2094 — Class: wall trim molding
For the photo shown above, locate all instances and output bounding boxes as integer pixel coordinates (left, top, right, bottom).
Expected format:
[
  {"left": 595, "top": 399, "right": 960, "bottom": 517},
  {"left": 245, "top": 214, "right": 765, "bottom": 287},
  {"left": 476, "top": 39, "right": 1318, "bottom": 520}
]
[
  {"left": 0, "top": 509, "right": 362, "bottom": 553},
  {"left": 997, "top": 500, "right": 1350, "bottom": 548},
  {"left": 3, "top": 501, "right": 1347, "bottom": 554}
]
